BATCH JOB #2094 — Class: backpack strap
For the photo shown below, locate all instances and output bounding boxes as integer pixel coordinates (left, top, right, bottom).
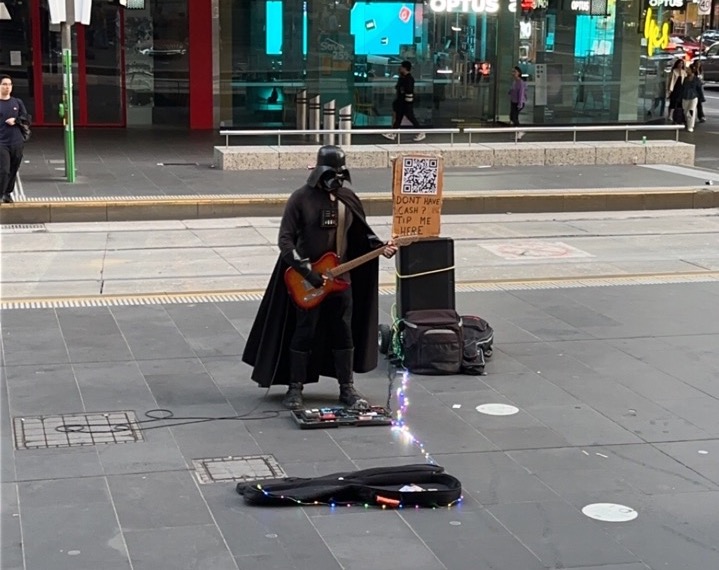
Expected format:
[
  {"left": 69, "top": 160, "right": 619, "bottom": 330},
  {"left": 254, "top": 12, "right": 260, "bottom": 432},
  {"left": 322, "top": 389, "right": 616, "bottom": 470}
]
[{"left": 12, "top": 97, "right": 29, "bottom": 120}]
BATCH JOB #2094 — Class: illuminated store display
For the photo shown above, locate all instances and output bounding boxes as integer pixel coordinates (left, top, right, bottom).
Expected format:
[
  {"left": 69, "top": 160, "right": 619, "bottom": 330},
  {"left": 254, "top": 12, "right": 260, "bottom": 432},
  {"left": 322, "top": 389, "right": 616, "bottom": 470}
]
[{"left": 0, "top": 0, "right": 672, "bottom": 130}]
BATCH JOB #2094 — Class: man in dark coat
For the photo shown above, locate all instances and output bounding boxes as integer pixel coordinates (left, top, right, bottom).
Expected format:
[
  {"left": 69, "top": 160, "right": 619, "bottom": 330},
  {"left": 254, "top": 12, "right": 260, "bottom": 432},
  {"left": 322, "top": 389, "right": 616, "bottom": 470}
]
[
  {"left": 242, "top": 146, "right": 396, "bottom": 410},
  {"left": 382, "top": 60, "right": 425, "bottom": 142}
]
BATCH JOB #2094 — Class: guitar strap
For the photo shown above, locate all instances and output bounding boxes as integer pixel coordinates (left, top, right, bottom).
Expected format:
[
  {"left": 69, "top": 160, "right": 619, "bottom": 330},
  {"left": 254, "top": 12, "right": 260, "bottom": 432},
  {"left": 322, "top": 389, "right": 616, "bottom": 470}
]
[{"left": 336, "top": 198, "right": 346, "bottom": 260}]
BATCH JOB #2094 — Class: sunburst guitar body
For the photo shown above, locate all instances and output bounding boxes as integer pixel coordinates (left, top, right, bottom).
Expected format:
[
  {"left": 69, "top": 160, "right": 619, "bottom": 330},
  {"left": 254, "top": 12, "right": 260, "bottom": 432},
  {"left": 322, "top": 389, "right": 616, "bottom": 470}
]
[{"left": 284, "top": 237, "right": 416, "bottom": 310}]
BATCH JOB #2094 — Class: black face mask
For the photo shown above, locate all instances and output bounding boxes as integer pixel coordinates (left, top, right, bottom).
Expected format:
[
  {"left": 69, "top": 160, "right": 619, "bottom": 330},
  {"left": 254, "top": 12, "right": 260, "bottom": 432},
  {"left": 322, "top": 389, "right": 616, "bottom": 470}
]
[{"left": 320, "top": 172, "right": 345, "bottom": 192}]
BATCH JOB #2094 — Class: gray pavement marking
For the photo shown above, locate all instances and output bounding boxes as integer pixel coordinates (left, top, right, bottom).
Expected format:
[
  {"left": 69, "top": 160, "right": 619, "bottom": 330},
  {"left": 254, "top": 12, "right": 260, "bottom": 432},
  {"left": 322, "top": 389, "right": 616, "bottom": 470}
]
[
  {"left": 1, "top": 272, "right": 716, "bottom": 310},
  {"left": 639, "top": 164, "right": 719, "bottom": 182},
  {"left": 480, "top": 241, "right": 593, "bottom": 260}
]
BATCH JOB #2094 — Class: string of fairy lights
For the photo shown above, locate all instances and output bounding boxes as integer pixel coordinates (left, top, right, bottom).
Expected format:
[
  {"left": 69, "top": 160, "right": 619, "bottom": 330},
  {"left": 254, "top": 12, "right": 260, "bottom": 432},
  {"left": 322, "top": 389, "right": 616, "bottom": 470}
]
[
  {"left": 389, "top": 365, "right": 436, "bottom": 465},
  {"left": 252, "top": 484, "right": 462, "bottom": 510},
  {"left": 387, "top": 309, "right": 437, "bottom": 464}
]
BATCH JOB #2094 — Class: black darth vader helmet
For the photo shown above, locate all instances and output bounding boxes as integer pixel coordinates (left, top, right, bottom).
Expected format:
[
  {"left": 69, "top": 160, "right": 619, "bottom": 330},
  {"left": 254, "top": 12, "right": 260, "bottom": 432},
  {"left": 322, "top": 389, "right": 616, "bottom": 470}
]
[{"left": 307, "top": 145, "right": 352, "bottom": 189}]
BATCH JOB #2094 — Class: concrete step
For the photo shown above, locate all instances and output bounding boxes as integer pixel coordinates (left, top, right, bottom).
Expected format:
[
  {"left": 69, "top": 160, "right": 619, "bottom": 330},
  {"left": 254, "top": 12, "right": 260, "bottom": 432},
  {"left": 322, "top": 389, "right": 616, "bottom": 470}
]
[{"left": 1, "top": 186, "right": 717, "bottom": 224}]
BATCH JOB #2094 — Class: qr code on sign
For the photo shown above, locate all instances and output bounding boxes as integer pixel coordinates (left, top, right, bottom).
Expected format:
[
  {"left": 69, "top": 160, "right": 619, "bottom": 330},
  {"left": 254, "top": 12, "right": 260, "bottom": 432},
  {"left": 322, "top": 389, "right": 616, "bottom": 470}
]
[{"left": 401, "top": 157, "right": 439, "bottom": 194}]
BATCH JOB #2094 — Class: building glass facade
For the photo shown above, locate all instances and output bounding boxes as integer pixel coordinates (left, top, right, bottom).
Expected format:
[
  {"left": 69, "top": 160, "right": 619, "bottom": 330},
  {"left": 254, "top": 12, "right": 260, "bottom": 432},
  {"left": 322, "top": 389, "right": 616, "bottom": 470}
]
[{"left": 0, "top": 0, "right": 708, "bottom": 130}]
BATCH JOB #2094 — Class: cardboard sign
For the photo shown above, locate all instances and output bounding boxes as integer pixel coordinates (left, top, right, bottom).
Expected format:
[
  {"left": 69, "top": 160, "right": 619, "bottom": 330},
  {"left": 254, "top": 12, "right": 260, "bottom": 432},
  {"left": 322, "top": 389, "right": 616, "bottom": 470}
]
[{"left": 391, "top": 155, "right": 444, "bottom": 238}]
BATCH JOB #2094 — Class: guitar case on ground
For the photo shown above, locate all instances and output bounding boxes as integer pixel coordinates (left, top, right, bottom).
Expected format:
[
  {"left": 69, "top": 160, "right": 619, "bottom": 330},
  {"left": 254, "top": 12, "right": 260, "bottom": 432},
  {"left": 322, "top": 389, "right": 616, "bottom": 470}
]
[{"left": 237, "top": 464, "right": 462, "bottom": 508}]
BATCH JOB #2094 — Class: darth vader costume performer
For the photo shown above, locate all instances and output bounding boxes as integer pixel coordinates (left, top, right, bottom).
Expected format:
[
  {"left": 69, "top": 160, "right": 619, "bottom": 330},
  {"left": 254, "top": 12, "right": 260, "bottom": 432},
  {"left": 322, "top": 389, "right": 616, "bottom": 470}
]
[{"left": 242, "top": 146, "right": 395, "bottom": 410}]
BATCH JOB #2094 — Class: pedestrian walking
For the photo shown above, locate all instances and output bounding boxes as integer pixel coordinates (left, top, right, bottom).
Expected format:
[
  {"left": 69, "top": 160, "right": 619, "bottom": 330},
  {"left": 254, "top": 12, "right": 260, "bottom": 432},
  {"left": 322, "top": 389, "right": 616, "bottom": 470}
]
[
  {"left": 383, "top": 60, "right": 425, "bottom": 142},
  {"left": 666, "top": 59, "right": 686, "bottom": 124},
  {"left": 0, "top": 74, "right": 28, "bottom": 204},
  {"left": 648, "top": 62, "right": 667, "bottom": 118},
  {"left": 691, "top": 61, "right": 706, "bottom": 123},
  {"left": 509, "top": 66, "right": 527, "bottom": 139},
  {"left": 681, "top": 65, "right": 705, "bottom": 133}
]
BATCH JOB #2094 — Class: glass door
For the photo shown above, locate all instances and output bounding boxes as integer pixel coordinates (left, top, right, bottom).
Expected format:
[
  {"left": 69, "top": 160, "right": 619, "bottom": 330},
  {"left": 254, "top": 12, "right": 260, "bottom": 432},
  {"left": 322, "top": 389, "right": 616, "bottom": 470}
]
[
  {"left": 35, "top": 0, "right": 125, "bottom": 126},
  {"left": 79, "top": 2, "right": 124, "bottom": 125}
]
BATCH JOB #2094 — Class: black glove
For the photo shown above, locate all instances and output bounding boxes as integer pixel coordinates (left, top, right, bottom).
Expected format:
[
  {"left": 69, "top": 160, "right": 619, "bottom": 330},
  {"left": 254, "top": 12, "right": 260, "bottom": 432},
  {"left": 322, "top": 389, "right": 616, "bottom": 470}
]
[
  {"left": 304, "top": 271, "right": 324, "bottom": 289},
  {"left": 283, "top": 249, "right": 312, "bottom": 272}
]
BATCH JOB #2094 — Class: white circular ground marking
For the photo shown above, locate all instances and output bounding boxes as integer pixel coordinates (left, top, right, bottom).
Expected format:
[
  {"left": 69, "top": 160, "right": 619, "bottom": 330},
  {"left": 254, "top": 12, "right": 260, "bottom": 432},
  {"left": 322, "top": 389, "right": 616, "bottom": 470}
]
[
  {"left": 581, "top": 503, "right": 638, "bottom": 522},
  {"left": 698, "top": 450, "right": 709, "bottom": 455},
  {"left": 476, "top": 403, "right": 519, "bottom": 416},
  {"left": 67, "top": 550, "right": 81, "bottom": 556},
  {"left": 449, "top": 521, "right": 462, "bottom": 526}
]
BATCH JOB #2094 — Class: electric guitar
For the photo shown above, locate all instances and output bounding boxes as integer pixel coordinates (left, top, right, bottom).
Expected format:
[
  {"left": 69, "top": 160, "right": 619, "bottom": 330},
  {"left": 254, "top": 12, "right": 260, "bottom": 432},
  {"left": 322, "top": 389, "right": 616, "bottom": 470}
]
[{"left": 284, "top": 236, "right": 416, "bottom": 310}]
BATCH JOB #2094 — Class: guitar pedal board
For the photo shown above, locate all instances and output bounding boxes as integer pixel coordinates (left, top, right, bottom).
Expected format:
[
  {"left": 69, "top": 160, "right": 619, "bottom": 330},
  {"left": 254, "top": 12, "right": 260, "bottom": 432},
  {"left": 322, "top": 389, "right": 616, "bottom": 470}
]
[{"left": 291, "top": 406, "right": 393, "bottom": 429}]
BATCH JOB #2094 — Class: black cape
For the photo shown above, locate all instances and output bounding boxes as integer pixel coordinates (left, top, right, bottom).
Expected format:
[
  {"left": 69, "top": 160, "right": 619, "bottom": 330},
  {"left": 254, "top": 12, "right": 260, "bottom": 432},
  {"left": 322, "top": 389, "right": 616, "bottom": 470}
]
[{"left": 242, "top": 185, "right": 381, "bottom": 387}]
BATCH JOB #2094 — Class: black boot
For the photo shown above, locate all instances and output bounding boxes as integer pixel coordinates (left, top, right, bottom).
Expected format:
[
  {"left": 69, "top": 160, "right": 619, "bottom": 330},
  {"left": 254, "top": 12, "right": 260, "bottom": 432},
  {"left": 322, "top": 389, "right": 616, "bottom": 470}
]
[
  {"left": 334, "top": 348, "right": 369, "bottom": 409},
  {"left": 282, "top": 350, "right": 310, "bottom": 410},
  {"left": 282, "top": 383, "right": 304, "bottom": 410},
  {"left": 1, "top": 194, "right": 13, "bottom": 204}
]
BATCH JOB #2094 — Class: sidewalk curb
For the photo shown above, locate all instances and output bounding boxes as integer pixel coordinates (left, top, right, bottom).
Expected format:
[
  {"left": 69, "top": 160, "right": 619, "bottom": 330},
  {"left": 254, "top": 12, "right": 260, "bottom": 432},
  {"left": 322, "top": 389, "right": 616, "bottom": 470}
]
[{"left": 1, "top": 187, "right": 717, "bottom": 224}]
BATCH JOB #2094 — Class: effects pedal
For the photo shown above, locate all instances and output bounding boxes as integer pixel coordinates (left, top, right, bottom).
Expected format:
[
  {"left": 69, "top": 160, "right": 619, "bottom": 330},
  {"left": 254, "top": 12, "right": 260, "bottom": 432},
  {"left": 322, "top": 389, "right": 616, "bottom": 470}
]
[{"left": 291, "top": 406, "right": 393, "bottom": 429}]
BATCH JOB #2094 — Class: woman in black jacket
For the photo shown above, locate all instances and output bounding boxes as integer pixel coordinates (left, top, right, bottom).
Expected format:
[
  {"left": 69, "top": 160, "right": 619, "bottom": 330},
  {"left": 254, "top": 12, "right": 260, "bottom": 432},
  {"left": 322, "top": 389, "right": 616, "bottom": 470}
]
[
  {"left": 666, "top": 59, "right": 686, "bottom": 124},
  {"left": 681, "top": 65, "right": 705, "bottom": 133}
]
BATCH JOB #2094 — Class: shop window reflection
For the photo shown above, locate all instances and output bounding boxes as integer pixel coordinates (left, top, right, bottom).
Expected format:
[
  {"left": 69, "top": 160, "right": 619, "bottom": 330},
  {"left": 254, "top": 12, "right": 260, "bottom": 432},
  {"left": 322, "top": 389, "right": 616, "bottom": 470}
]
[{"left": 124, "top": 0, "right": 188, "bottom": 127}]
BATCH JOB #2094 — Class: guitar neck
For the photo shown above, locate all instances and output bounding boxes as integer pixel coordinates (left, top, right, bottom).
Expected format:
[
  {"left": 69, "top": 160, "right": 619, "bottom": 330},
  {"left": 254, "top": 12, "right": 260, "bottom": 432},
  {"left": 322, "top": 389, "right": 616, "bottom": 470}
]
[{"left": 327, "top": 247, "right": 386, "bottom": 277}]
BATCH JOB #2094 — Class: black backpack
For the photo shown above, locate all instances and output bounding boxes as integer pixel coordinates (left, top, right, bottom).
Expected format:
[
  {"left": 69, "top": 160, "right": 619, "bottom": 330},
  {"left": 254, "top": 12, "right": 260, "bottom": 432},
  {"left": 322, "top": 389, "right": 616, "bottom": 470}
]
[
  {"left": 460, "top": 315, "right": 494, "bottom": 375},
  {"left": 237, "top": 464, "right": 462, "bottom": 508},
  {"left": 401, "top": 309, "right": 463, "bottom": 375}
]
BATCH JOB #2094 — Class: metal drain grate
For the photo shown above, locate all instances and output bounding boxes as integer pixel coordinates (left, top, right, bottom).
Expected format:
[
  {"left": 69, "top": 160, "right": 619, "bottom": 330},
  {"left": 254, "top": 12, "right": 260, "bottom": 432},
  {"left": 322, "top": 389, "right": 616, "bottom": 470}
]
[
  {"left": 13, "top": 411, "right": 143, "bottom": 450},
  {"left": 193, "top": 454, "right": 286, "bottom": 484}
]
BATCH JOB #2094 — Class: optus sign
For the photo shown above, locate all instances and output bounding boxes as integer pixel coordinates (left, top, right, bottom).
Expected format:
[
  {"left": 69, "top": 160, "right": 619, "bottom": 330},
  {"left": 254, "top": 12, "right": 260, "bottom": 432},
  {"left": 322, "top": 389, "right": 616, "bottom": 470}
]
[
  {"left": 429, "top": 0, "right": 522, "bottom": 12},
  {"left": 643, "top": 7, "right": 669, "bottom": 57},
  {"left": 645, "top": 0, "right": 685, "bottom": 7},
  {"left": 429, "top": 0, "right": 501, "bottom": 13}
]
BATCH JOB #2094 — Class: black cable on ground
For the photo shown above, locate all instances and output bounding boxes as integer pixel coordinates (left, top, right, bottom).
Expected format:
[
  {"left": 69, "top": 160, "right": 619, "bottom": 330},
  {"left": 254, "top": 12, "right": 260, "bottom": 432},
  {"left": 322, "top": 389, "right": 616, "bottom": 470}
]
[{"left": 55, "top": 403, "right": 287, "bottom": 436}]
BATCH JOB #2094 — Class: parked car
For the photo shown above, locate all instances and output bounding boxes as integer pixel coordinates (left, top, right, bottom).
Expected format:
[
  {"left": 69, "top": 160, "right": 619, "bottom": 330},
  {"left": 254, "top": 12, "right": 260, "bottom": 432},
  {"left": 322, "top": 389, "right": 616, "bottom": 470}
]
[
  {"left": 136, "top": 40, "right": 187, "bottom": 57},
  {"left": 692, "top": 42, "right": 719, "bottom": 82},
  {"left": 669, "top": 36, "right": 702, "bottom": 58},
  {"left": 698, "top": 30, "right": 719, "bottom": 49}
]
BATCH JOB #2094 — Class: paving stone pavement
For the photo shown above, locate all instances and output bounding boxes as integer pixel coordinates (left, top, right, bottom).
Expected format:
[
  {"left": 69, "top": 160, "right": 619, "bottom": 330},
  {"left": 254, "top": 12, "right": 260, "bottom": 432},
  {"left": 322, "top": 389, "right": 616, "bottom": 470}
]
[{"left": 2, "top": 210, "right": 719, "bottom": 570}]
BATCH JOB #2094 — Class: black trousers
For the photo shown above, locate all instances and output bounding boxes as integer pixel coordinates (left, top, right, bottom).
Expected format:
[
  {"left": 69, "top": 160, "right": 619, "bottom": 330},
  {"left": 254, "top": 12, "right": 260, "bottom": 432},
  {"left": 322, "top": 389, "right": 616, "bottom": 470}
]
[
  {"left": 392, "top": 101, "right": 420, "bottom": 129},
  {"left": 290, "top": 288, "right": 353, "bottom": 352},
  {"left": 0, "top": 144, "right": 24, "bottom": 196},
  {"left": 509, "top": 103, "right": 521, "bottom": 127}
]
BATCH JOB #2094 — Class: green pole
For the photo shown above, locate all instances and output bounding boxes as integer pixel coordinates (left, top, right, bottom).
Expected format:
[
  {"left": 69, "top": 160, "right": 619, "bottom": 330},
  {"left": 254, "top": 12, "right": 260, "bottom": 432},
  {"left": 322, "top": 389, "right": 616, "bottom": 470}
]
[{"left": 62, "top": 47, "right": 76, "bottom": 182}]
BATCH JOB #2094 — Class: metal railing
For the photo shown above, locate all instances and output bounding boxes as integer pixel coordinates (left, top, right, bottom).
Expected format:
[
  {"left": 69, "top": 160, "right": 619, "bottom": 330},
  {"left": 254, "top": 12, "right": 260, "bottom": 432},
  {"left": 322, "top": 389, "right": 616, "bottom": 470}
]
[
  {"left": 219, "top": 128, "right": 461, "bottom": 148},
  {"left": 464, "top": 124, "right": 684, "bottom": 144},
  {"left": 219, "top": 124, "right": 684, "bottom": 148}
]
